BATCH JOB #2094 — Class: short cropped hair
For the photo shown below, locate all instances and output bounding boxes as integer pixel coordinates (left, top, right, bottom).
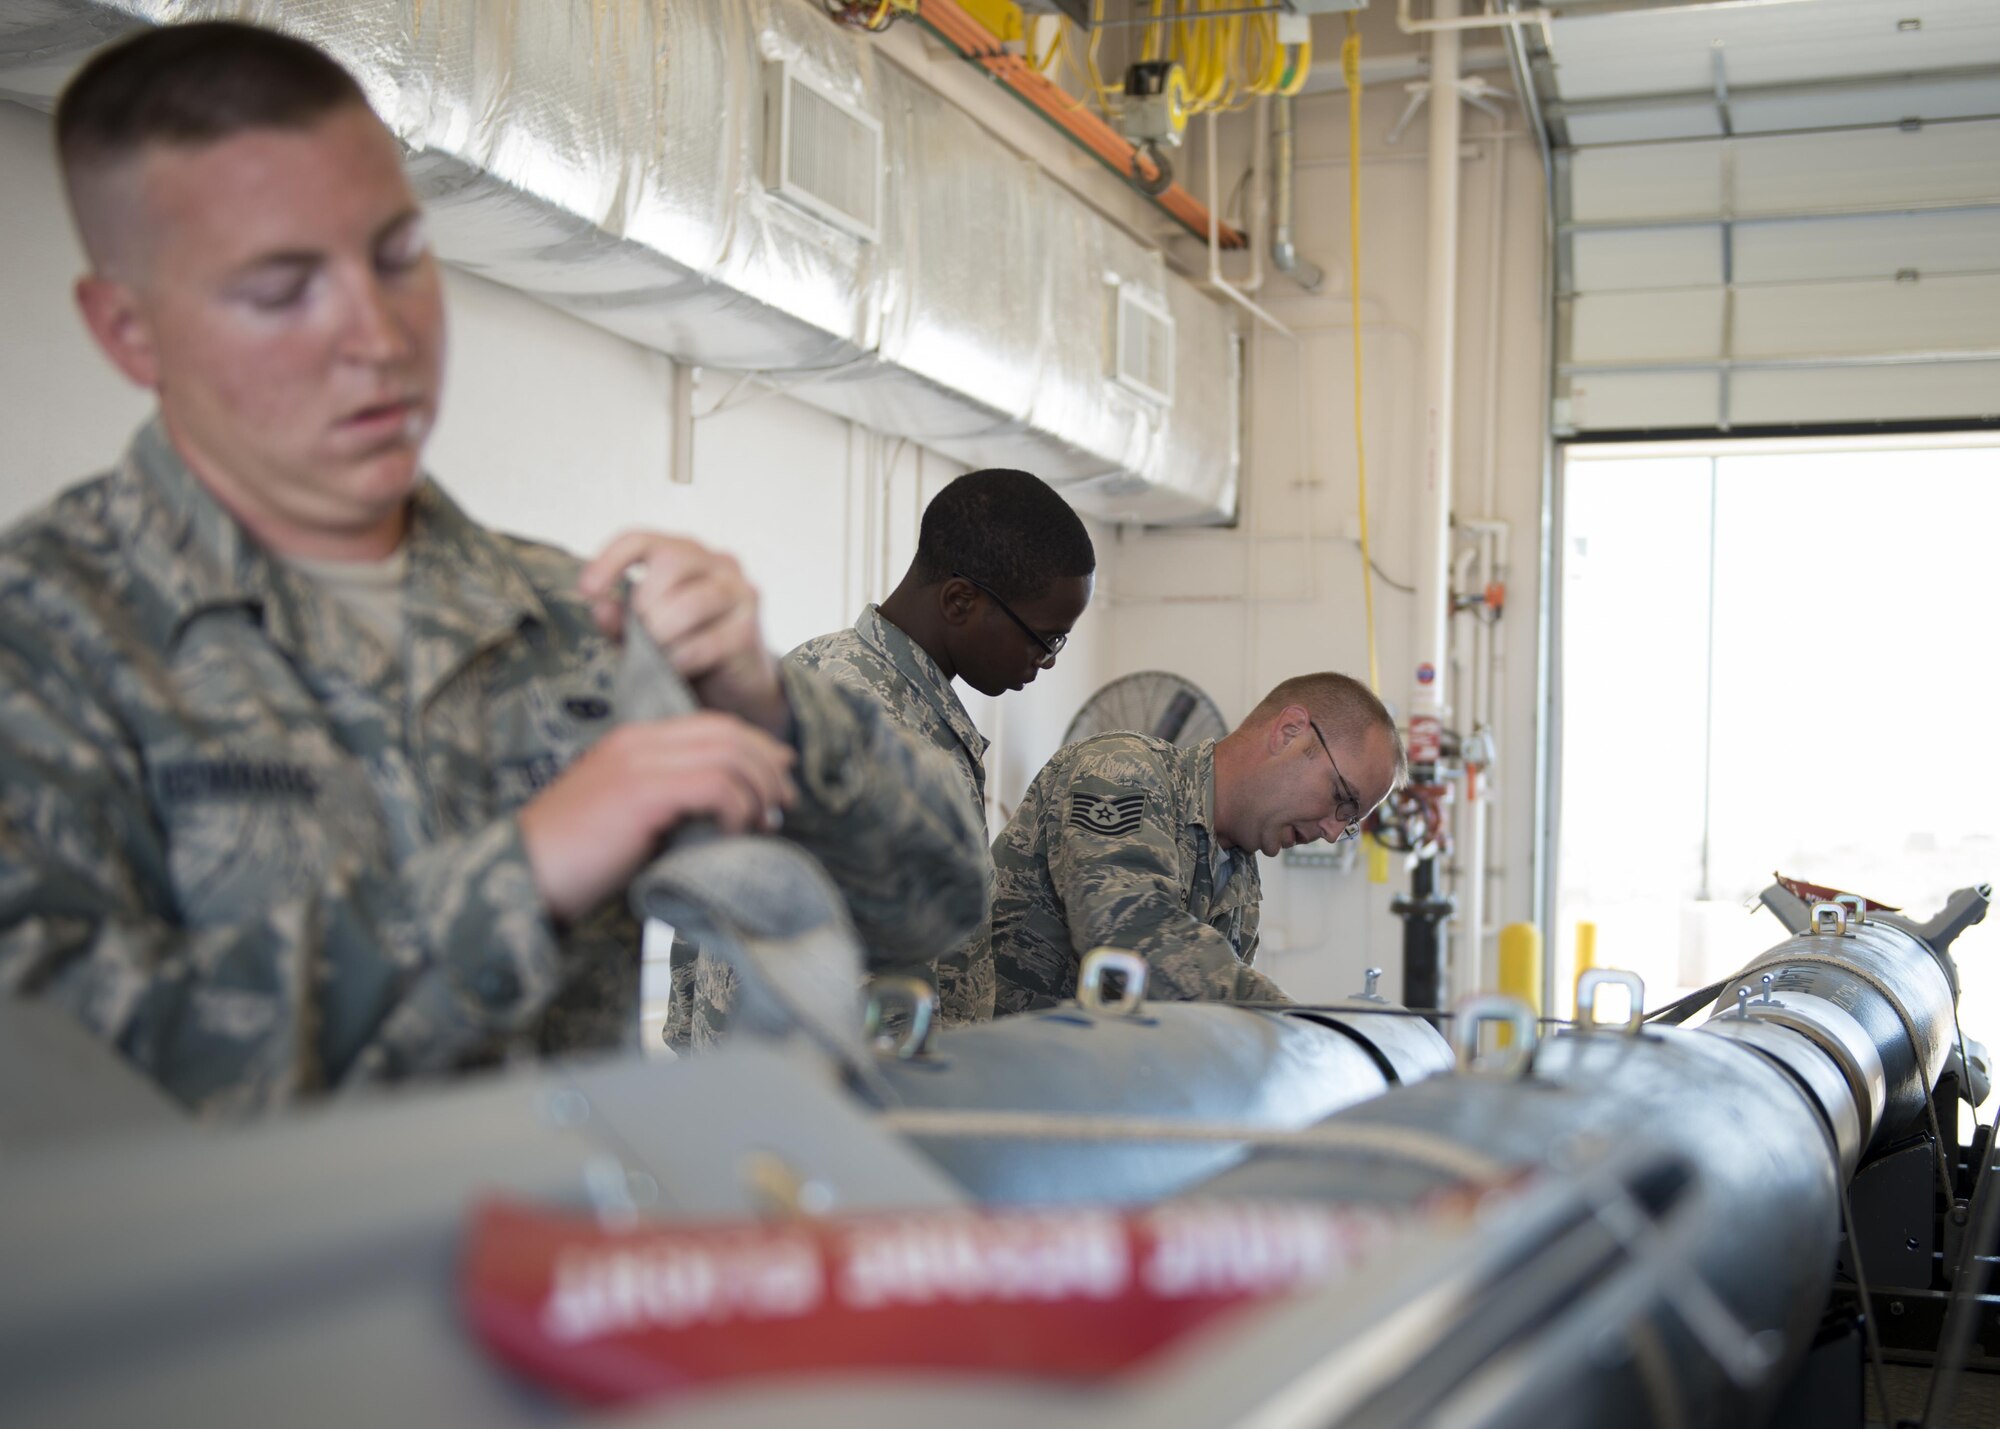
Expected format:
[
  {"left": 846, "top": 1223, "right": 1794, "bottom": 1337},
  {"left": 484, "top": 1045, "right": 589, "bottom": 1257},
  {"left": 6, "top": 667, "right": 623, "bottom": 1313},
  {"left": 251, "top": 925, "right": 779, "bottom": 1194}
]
[
  {"left": 56, "top": 21, "right": 368, "bottom": 173},
  {"left": 1248, "top": 673, "right": 1407, "bottom": 786},
  {"left": 912, "top": 469, "right": 1096, "bottom": 601}
]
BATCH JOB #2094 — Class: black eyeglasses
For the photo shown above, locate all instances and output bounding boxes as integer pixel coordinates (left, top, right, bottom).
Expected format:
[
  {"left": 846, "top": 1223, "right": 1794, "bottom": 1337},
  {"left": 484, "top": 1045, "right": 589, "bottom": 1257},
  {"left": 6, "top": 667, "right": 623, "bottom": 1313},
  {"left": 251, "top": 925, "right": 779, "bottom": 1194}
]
[
  {"left": 952, "top": 571, "right": 1067, "bottom": 668},
  {"left": 1308, "top": 719, "right": 1364, "bottom": 843}
]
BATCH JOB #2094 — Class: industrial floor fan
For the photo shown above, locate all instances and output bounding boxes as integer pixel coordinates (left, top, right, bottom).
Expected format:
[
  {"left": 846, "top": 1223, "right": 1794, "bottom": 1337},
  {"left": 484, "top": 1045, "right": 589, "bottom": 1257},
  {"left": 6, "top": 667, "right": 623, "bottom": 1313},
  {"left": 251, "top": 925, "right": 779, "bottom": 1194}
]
[{"left": 1061, "top": 671, "right": 1227, "bottom": 750}]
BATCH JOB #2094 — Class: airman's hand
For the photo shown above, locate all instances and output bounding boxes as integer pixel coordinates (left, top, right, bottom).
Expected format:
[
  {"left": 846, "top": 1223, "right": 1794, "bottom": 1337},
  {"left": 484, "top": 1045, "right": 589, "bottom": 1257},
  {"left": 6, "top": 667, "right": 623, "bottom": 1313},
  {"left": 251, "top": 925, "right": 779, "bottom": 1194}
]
[
  {"left": 578, "top": 531, "right": 789, "bottom": 736},
  {"left": 517, "top": 715, "right": 796, "bottom": 923}
]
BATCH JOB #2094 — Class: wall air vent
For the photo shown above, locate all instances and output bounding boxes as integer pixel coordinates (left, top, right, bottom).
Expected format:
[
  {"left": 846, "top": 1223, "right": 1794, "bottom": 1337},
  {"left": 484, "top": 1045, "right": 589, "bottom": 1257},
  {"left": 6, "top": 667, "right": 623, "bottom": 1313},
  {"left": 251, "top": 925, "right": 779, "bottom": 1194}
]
[
  {"left": 1111, "top": 283, "right": 1176, "bottom": 407},
  {"left": 766, "top": 61, "right": 883, "bottom": 242}
]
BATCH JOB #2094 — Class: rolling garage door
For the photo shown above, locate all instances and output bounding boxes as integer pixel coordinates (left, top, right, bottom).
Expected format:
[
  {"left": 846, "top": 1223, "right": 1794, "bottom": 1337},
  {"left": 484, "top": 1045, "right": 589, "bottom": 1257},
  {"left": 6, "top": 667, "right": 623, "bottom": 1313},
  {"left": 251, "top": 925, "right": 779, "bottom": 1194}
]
[{"left": 1533, "top": 0, "right": 2000, "bottom": 436}]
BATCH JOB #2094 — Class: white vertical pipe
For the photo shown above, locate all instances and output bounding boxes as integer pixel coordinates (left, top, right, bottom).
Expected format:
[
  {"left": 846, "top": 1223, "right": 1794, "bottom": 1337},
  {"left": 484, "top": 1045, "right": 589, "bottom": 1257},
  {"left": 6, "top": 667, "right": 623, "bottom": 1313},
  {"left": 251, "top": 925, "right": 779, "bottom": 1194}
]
[
  {"left": 1409, "top": 1, "right": 1461, "bottom": 780},
  {"left": 1205, "top": 111, "right": 1294, "bottom": 338},
  {"left": 1460, "top": 741, "right": 1488, "bottom": 997},
  {"left": 1487, "top": 522, "right": 1509, "bottom": 746},
  {"left": 1451, "top": 542, "right": 1484, "bottom": 1005},
  {"left": 1466, "top": 111, "right": 1509, "bottom": 992},
  {"left": 1242, "top": 95, "right": 1271, "bottom": 296},
  {"left": 1479, "top": 120, "right": 1509, "bottom": 526},
  {"left": 1464, "top": 524, "right": 1497, "bottom": 998},
  {"left": 668, "top": 360, "right": 696, "bottom": 486}
]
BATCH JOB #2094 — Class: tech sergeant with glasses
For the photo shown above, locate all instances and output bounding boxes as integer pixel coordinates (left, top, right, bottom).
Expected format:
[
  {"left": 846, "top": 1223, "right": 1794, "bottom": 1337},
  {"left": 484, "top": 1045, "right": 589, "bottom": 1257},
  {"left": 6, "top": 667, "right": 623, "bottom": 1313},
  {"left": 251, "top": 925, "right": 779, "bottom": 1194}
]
[{"left": 990, "top": 673, "right": 1405, "bottom": 1014}]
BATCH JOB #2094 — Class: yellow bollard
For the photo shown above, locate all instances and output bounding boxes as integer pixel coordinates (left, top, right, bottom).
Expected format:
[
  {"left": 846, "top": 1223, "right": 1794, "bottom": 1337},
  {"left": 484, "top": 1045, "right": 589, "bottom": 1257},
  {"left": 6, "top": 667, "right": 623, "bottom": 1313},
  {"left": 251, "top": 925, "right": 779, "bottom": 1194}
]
[
  {"left": 1499, "top": 923, "right": 1543, "bottom": 1016},
  {"left": 1496, "top": 923, "right": 1542, "bottom": 1048},
  {"left": 1572, "top": 921, "right": 1598, "bottom": 1017}
]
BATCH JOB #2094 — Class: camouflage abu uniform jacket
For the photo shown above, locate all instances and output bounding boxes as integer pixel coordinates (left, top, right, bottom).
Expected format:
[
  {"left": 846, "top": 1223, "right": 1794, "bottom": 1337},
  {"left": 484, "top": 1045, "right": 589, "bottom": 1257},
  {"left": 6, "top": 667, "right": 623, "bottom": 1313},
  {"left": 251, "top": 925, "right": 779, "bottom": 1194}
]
[
  {"left": 788, "top": 605, "right": 994, "bottom": 1023},
  {"left": 989, "top": 733, "right": 1286, "bottom": 1014},
  {"left": 0, "top": 420, "right": 986, "bottom": 1115}
]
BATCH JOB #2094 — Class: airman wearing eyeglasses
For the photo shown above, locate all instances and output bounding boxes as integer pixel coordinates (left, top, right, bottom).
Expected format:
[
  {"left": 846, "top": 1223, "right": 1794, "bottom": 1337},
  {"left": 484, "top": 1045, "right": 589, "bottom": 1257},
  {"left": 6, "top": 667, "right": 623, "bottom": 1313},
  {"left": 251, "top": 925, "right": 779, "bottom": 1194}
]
[
  {"left": 990, "top": 673, "right": 1403, "bottom": 1013},
  {"left": 780, "top": 470, "right": 1096, "bottom": 1029}
]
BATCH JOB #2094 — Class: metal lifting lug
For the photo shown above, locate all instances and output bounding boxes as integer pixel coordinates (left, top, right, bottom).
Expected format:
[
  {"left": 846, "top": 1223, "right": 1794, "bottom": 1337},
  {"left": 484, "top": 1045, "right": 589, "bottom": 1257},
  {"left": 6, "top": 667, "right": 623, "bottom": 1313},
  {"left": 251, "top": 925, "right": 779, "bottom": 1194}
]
[
  {"left": 1454, "top": 994, "right": 1538, "bottom": 1075},
  {"left": 863, "top": 976, "right": 938, "bottom": 1061},
  {"left": 1576, "top": 968, "right": 1646, "bottom": 1035},
  {"left": 1077, "top": 947, "right": 1150, "bottom": 1017},
  {"left": 1807, "top": 900, "right": 1856, "bottom": 937}
]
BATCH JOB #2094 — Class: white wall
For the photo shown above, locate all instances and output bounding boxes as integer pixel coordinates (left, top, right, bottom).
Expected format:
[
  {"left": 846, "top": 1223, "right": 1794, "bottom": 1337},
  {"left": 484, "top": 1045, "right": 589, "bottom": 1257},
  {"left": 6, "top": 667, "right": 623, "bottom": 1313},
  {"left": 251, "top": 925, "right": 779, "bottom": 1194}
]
[{"left": 0, "top": 102, "right": 153, "bottom": 500}]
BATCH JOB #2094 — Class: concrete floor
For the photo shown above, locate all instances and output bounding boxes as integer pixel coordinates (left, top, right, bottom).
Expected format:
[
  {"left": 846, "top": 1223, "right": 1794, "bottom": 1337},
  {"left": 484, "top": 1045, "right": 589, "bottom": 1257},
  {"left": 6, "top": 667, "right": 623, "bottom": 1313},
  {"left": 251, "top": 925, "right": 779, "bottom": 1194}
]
[{"left": 1871, "top": 1362, "right": 2000, "bottom": 1427}]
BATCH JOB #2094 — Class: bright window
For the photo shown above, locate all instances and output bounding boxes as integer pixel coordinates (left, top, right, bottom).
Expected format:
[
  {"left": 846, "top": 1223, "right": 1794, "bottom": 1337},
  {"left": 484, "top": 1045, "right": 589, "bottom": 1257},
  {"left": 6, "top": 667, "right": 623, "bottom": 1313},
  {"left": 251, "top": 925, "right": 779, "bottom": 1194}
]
[{"left": 1556, "top": 437, "right": 2000, "bottom": 1079}]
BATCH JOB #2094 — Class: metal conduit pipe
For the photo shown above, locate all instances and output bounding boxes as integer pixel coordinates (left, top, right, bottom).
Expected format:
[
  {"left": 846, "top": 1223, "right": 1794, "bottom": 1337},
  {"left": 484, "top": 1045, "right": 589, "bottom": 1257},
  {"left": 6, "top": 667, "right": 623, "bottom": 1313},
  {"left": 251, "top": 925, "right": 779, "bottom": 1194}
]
[
  {"left": 1184, "top": 887, "right": 1989, "bottom": 1427},
  {"left": 1270, "top": 96, "right": 1325, "bottom": 293},
  {"left": 1396, "top": 0, "right": 1464, "bottom": 1013},
  {"left": 1501, "top": 0, "right": 1563, "bottom": 987}
]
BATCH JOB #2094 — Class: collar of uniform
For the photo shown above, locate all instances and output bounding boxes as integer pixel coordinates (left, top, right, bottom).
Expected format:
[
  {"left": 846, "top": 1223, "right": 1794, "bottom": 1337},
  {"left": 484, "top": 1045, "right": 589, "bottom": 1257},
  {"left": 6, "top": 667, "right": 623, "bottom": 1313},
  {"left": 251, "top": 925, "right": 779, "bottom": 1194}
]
[
  {"left": 396, "top": 478, "right": 551, "bottom": 709},
  {"left": 113, "top": 416, "right": 285, "bottom": 647},
  {"left": 401, "top": 479, "right": 548, "bottom": 633},
  {"left": 1185, "top": 738, "right": 1246, "bottom": 888},
  {"left": 1187, "top": 737, "right": 1220, "bottom": 835},
  {"left": 851, "top": 603, "right": 990, "bottom": 762},
  {"left": 112, "top": 416, "right": 547, "bottom": 662}
]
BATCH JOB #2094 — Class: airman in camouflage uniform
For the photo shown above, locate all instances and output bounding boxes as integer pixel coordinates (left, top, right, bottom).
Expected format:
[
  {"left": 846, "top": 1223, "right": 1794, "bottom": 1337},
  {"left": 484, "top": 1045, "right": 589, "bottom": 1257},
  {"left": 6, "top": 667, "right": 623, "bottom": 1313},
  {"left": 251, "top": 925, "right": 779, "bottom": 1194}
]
[
  {"left": 991, "top": 672, "right": 1406, "bottom": 1014},
  {"left": 0, "top": 423, "right": 987, "bottom": 1113},
  {"left": 990, "top": 734, "right": 1282, "bottom": 1013},
  {"left": 0, "top": 24, "right": 985, "bottom": 1114},
  {"left": 761, "top": 469, "right": 1096, "bottom": 1034},
  {"left": 789, "top": 604, "right": 996, "bottom": 1023}
]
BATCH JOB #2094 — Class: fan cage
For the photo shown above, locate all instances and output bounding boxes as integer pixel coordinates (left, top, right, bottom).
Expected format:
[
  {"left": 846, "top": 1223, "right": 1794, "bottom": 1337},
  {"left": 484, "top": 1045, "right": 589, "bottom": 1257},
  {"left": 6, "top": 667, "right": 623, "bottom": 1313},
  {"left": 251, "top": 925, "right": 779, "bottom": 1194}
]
[{"left": 1061, "top": 670, "right": 1228, "bottom": 750}]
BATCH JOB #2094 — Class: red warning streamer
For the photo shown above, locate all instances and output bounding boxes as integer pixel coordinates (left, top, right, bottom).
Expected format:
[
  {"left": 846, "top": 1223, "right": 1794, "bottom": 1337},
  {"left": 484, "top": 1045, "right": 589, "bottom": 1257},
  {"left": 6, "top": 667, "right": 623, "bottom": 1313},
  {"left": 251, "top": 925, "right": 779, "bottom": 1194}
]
[{"left": 462, "top": 1193, "right": 1493, "bottom": 1406}]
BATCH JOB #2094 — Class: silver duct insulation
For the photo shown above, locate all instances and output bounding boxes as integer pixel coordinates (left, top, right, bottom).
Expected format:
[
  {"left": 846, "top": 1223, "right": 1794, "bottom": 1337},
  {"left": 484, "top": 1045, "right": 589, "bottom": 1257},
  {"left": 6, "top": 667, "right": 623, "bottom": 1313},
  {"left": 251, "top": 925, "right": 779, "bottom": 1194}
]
[{"left": 0, "top": 0, "right": 1241, "bottom": 525}]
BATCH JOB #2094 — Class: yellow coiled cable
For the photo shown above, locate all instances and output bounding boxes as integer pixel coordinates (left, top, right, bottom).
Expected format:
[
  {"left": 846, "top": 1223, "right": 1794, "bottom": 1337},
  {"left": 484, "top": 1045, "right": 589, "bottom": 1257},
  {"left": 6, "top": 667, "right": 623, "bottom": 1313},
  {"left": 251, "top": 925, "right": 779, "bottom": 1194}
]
[{"left": 1058, "top": 5, "right": 1315, "bottom": 134}]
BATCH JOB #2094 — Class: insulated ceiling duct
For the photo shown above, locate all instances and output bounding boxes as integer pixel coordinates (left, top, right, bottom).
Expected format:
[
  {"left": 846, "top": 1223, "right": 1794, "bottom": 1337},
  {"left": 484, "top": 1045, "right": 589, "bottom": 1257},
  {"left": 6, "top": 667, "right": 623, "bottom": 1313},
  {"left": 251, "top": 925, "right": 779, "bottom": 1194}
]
[{"left": 0, "top": 0, "right": 1242, "bottom": 525}]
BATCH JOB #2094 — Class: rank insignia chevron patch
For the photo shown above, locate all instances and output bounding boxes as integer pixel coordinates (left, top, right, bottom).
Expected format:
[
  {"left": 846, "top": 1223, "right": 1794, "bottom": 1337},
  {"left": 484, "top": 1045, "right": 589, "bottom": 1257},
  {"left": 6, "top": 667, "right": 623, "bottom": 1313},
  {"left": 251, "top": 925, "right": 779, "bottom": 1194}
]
[{"left": 1068, "top": 791, "right": 1146, "bottom": 838}]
